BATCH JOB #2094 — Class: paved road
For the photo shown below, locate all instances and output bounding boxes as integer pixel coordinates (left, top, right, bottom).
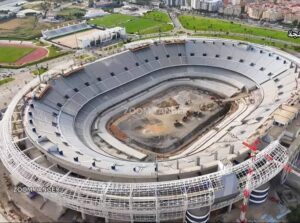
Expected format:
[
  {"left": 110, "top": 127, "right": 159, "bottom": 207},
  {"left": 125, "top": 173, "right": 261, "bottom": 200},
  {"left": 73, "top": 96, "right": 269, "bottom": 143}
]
[
  {"left": 0, "top": 0, "right": 23, "bottom": 7},
  {"left": 190, "top": 30, "right": 300, "bottom": 47},
  {"left": 169, "top": 12, "right": 182, "bottom": 30},
  {"left": 0, "top": 214, "right": 8, "bottom": 223},
  {"left": 133, "top": 29, "right": 300, "bottom": 48},
  {"left": 0, "top": 53, "right": 77, "bottom": 110},
  {"left": 0, "top": 71, "right": 33, "bottom": 109}
]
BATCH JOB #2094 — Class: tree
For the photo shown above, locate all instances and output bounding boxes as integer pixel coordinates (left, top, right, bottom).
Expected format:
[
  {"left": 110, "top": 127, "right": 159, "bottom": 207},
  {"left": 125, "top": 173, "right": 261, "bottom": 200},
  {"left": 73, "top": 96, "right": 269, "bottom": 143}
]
[
  {"left": 287, "top": 205, "right": 300, "bottom": 223},
  {"left": 88, "top": 0, "right": 94, "bottom": 8},
  {"left": 292, "top": 20, "right": 298, "bottom": 27},
  {"left": 41, "top": 1, "right": 51, "bottom": 18},
  {"left": 112, "top": 0, "right": 121, "bottom": 4},
  {"left": 33, "top": 14, "right": 38, "bottom": 28}
]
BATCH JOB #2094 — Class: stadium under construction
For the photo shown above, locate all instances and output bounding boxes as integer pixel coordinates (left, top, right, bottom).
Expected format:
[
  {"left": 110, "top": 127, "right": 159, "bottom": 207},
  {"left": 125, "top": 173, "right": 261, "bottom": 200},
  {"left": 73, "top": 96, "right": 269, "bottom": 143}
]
[{"left": 0, "top": 37, "right": 300, "bottom": 223}]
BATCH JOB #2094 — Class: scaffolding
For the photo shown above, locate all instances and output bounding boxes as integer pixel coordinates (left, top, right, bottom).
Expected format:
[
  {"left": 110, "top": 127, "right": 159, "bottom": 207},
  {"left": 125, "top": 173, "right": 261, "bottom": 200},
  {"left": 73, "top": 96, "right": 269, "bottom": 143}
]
[{"left": 0, "top": 89, "right": 289, "bottom": 222}]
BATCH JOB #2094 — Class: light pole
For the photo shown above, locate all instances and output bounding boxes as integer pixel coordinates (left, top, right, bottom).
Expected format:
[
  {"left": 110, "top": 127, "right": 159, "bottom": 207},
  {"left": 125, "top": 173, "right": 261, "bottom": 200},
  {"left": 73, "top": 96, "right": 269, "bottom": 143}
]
[{"left": 35, "top": 64, "right": 42, "bottom": 90}]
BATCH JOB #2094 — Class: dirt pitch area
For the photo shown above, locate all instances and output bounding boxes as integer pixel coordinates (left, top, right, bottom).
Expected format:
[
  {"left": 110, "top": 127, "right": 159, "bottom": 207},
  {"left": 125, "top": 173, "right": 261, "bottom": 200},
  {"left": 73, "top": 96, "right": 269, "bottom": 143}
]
[
  {"left": 51, "top": 29, "right": 100, "bottom": 49},
  {"left": 109, "top": 86, "right": 231, "bottom": 155}
]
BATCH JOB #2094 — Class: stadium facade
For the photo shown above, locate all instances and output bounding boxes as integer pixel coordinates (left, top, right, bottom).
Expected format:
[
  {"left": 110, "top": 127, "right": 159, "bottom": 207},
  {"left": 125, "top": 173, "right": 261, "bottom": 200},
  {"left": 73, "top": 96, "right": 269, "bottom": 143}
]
[{"left": 42, "top": 23, "right": 126, "bottom": 49}]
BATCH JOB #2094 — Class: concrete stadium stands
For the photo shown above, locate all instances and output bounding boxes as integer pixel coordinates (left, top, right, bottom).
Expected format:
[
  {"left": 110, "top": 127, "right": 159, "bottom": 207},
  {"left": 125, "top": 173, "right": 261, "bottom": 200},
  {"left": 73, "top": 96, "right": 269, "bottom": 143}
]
[
  {"left": 22, "top": 39, "right": 297, "bottom": 180},
  {"left": 42, "top": 23, "right": 91, "bottom": 40},
  {"left": 0, "top": 37, "right": 299, "bottom": 222}
]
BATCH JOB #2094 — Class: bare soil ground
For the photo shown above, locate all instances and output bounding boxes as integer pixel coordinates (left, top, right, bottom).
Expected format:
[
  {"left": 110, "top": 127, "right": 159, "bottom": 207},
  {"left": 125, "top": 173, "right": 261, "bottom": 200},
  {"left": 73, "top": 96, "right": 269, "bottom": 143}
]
[
  {"left": 109, "top": 85, "right": 230, "bottom": 155},
  {"left": 51, "top": 29, "right": 101, "bottom": 49},
  {"left": 0, "top": 17, "right": 74, "bottom": 40}
]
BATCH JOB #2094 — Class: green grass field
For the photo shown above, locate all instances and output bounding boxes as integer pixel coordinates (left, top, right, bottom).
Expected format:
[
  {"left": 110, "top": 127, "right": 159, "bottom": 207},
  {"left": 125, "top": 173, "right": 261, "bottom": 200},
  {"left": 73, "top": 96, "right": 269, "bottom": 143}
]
[
  {"left": 192, "top": 33, "right": 300, "bottom": 52},
  {"left": 89, "top": 11, "right": 173, "bottom": 34},
  {"left": 33, "top": 66, "right": 48, "bottom": 75},
  {"left": 179, "top": 15, "right": 300, "bottom": 45},
  {"left": 56, "top": 7, "right": 86, "bottom": 20},
  {"left": 0, "top": 46, "right": 34, "bottom": 63},
  {"left": 143, "top": 11, "right": 172, "bottom": 23},
  {"left": 0, "top": 44, "right": 68, "bottom": 68},
  {"left": 0, "top": 77, "right": 15, "bottom": 86},
  {"left": 47, "top": 45, "right": 64, "bottom": 58}
]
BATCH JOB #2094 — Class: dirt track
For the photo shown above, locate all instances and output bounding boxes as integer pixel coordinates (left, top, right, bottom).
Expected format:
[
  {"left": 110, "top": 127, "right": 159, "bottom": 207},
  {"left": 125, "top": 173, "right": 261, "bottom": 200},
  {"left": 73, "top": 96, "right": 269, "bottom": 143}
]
[{"left": 15, "top": 47, "right": 48, "bottom": 65}]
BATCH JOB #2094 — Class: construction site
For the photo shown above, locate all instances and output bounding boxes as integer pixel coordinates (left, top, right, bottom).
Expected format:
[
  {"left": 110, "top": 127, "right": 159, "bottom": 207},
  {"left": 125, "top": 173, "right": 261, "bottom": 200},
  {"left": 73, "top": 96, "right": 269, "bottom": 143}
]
[
  {"left": 108, "top": 85, "right": 233, "bottom": 156},
  {"left": 1, "top": 37, "right": 300, "bottom": 223}
]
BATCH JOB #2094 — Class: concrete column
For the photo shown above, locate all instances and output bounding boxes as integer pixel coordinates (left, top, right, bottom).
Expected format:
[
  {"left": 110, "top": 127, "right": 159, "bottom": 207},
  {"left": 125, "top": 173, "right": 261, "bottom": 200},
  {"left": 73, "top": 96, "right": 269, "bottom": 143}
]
[
  {"left": 229, "top": 145, "right": 234, "bottom": 154},
  {"left": 186, "top": 207, "right": 210, "bottom": 223},
  {"left": 196, "top": 157, "right": 201, "bottom": 166},
  {"left": 227, "top": 203, "right": 233, "bottom": 213},
  {"left": 249, "top": 182, "right": 270, "bottom": 204},
  {"left": 81, "top": 212, "right": 86, "bottom": 221},
  {"left": 214, "top": 152, "right": 218, "bottom": 160}
]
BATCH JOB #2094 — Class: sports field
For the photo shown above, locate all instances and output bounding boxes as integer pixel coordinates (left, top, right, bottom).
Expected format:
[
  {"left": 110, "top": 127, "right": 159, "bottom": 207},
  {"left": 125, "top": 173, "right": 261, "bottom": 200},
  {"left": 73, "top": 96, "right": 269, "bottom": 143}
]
[
  {"left": 0, "top": 46, "right": 34, "bottom": 63},
  {"left": 0, "top": 43, "right": 49, "bottom": 66},
  {"left": 56, "top": 7, "right": 86, "bottom": 20},
  {"left": 89, "top": 11, "right": 173, "bottom": 34},
  {"left": 52, "top": 29, "right": 101, "bottom": 49},
  {"left": 179, "top": 15, "right": 300, "bottom": 45}
]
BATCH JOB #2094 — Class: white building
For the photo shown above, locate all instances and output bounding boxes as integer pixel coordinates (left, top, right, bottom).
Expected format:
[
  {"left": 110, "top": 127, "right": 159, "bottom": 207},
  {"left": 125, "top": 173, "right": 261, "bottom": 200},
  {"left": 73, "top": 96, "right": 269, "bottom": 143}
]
[
  {"left": 164, "top": 0, "right": 222, "bottom": 11},
  {"left": 262, "top": 8, "right": 283, "bottom": 22},
  {"left": 84, "top": 9, "right": 109, "bottom": 18},
  {"left": 16, "top": 9, "right": 41, "bottom": 18},
  {"left": 78, "top": 27, "right": 126, "bottom": 48},
  {"left": 164, "top": 0, "right": 186, "bottom": 7},
  {"left": 230, "top": 0, "right": 241, "bottom": 6},
  {"left": 191, "top": 0, "right": 222, "bottom": 12},
  {"left": 219, "top": 4, "right": 242, "bottom": 16}
]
